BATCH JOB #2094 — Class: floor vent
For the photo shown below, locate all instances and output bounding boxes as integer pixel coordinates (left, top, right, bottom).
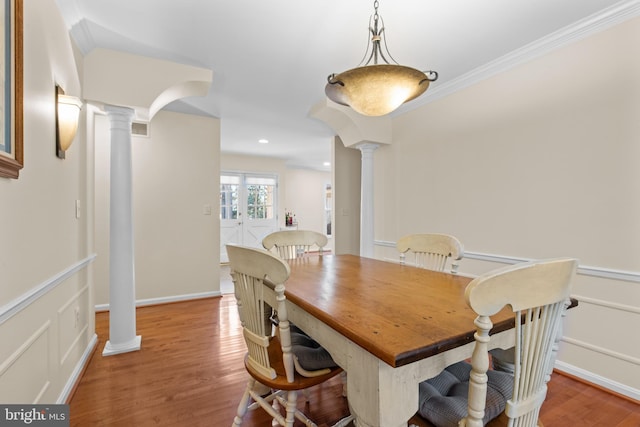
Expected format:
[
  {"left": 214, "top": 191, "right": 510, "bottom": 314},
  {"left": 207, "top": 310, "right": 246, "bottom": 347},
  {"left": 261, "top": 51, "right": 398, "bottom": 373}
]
[{"left": 132, "top": 121, "right": 149, "bottom": 137}]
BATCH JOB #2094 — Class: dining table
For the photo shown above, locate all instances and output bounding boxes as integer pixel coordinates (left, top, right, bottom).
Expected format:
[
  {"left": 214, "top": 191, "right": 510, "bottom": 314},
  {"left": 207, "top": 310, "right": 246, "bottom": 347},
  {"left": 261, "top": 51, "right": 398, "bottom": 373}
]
[{"left": 282, "top": 254, "right": 520, "bottom": 427}]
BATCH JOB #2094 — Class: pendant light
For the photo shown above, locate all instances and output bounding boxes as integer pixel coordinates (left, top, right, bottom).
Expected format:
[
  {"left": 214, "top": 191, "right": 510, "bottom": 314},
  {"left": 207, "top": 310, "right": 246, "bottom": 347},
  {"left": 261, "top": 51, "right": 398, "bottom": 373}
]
[{"left": 325, "top": 1, "right": 438, "bottom": 116}]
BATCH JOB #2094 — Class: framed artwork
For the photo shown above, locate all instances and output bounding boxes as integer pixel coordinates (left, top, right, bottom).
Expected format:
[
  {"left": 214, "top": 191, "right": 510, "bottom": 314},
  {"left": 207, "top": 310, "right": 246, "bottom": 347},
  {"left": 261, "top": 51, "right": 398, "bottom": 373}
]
[{"left": 0, "top": 0, "right": 22, "bottom": 179}]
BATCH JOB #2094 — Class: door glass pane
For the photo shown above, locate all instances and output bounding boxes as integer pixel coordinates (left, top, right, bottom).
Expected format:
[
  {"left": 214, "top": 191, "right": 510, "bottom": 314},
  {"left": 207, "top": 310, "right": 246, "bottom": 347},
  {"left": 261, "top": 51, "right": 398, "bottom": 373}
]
[
  {"left": 220, "top": 183, "right": 238, "bottom": 219},
  {"left": 246, "top": 183, "right": 274, "bottom": 220}
]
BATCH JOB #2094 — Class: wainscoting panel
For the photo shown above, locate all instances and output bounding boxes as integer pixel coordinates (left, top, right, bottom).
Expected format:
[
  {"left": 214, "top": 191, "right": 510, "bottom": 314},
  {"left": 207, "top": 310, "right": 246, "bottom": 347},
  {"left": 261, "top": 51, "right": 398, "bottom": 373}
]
[
  {"left": 0, "top": 256, "right": 96, "bottom": 404},
  {"left": 0, "top": 321, "right": 51, "bottom": 403},
  {"left": 58, "top": 286, "right": 90, "bottom": 367}
]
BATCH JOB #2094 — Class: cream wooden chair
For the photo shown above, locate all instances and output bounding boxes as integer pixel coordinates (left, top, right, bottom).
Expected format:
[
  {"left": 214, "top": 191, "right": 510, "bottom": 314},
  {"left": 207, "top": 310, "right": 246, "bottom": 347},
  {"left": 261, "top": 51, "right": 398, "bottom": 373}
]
[
  {"left": 414, "top": 258, "right": 578, "bottom": 427},
  {"left": 227, "top": 244, "right": 352, "bottom": 427},
  {"left": 261, "top": 229, "right": 329, "bottom": 328},
  {"left": 262, "top": 229, "right": 328, "bottom": 260},
  {"left": 396, "top": 233, "right": 464, "bottom": 274},
  {"left": 263, "top": 229, "right": 348, "bottom": 400}
]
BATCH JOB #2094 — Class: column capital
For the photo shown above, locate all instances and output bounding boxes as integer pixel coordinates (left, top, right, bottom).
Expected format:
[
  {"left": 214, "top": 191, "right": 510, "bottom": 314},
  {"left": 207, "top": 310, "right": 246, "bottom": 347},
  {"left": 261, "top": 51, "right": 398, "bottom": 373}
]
[
  {"left": 104, "top": 104, "right": 135, "bottom": 117},
  {"left": 104, "top": 105, "right": 135, "bottom": 129},
  {"left": 356, "top": 142, "right": 380, "bottom": 154}
]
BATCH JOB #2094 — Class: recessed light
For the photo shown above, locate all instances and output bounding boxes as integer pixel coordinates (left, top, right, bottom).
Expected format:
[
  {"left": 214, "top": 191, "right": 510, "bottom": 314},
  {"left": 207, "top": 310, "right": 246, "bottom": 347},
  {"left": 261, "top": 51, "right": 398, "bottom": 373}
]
[
  {"left": 323, "top": 162, "right": 331, "bottom": 167},
  {"left": 258, "top": 139, "right": 269, "bottom": 144}
]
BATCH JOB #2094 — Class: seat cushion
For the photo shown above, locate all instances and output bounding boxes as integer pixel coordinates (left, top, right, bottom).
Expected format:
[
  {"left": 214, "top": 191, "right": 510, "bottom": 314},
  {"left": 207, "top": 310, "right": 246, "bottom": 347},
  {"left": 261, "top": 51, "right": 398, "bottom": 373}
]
[
  {"left": 290, "top": 331, "right": 338, "bottom": 370},
  {"left": 417, "top": 361, "right": 513, "bottom": 427},
  {"left": 490, "top": 348, "right": 515, "bottom": 374}
]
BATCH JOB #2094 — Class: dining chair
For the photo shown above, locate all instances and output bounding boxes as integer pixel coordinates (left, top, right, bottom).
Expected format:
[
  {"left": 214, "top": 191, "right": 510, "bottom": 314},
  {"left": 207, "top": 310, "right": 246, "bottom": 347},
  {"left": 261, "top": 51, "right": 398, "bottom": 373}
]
[
  {"left": 412, "top": 258, "right": 578, "bottom": 427},
  {"left": 261, "top": 229, "right": 329, "bottom": 328},
  {"left": 263, "top": 228, "right": 349, "bottom": 399},
  {"left": 262, "top": 229, "right": 328, "bottom": 260},
  {"left": 227, "top": 244, "right": 353, "bottom": 427},
  {"left": 396, "top": 233, "right": 464, "bottom": 274}
]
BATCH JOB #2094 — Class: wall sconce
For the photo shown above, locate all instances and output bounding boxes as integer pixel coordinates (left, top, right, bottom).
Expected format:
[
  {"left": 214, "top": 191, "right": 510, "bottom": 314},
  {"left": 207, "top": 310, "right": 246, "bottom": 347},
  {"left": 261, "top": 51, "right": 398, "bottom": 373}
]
[{"left": 56, "top": 85, "right": 83, "bottom": 159}]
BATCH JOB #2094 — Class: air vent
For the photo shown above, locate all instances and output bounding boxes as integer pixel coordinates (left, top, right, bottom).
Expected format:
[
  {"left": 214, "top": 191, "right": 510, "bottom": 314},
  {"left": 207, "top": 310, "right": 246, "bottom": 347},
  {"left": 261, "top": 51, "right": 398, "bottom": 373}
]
[{"left": 131, "top": 121, "right": 149, "bottom": 137}]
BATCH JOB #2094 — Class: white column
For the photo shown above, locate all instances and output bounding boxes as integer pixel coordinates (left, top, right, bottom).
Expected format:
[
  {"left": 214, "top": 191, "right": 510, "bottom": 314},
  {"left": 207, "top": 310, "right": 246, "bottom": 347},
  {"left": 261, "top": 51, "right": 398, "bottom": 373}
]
[
  {"left": 103, "top": 105, "right": 141, "bottom": 356},
  {"left": 357, "top": 143, "right": 378, "bottom": 258}
]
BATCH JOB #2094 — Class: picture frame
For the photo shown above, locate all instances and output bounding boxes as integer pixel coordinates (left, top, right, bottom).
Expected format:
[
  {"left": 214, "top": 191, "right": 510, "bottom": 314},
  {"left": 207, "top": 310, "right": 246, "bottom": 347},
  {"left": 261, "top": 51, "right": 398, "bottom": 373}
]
[{"left": 0, "top": 0, "right": 23, "bottom": 179}]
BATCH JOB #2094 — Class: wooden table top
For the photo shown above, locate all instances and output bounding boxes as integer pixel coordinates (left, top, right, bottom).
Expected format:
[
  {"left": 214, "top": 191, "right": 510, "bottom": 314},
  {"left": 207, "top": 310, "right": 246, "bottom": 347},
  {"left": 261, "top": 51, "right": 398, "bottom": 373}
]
[{"left": 285, "top": 254, "right": 516, "bottom": 368}]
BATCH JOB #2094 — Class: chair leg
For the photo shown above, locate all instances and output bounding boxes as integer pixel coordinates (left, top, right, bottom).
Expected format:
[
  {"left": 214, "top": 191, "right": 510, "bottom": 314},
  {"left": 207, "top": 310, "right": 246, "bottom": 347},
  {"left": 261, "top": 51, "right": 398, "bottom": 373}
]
[
  {"left": 285, "top": 390, "right": 298, "bottom": 427},
  {"left": 271, "top": 395, "right": 280, "bottom": 427},
  {"left": 232, "top": 379, "right": 254, "bottom": 427}
]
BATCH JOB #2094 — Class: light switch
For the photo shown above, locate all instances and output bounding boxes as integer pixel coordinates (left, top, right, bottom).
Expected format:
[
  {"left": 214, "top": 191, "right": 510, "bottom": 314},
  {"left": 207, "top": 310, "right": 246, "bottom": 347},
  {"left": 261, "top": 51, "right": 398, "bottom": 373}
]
[{"left": 203, "top": 204, "right": 212, "bottom": 215}]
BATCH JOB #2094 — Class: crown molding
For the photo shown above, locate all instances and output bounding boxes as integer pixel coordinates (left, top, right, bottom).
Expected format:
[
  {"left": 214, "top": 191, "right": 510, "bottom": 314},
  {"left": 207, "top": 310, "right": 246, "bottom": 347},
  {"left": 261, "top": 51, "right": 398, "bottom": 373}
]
[{"left": 402, "top": 0, "right": 640, "bottom": 111}]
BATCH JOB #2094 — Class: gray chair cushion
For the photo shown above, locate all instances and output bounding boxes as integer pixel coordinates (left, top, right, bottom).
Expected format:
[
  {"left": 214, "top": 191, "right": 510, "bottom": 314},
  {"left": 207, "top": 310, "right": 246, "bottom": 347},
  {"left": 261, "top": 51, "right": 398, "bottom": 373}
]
[
  {"left": 290, "top": 331, "right": 338, "bottom": 370},
  {"left": 490, "top": 348, "right": 515, "bottom": 374},
  {"left": 417, "top": 361, "right": 513, "bottom": 427}
]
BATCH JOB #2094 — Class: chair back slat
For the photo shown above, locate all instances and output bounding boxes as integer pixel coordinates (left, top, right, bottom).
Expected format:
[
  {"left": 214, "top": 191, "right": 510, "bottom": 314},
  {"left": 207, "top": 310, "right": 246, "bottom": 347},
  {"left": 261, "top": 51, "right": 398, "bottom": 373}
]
[
  {"left": 397, "top": 233, "right": 463, "bottom": 274},
  {"left": 263, "top": 230, "right": 328, "bottom": 260},
  {"left": 414, "top": 252, "right": 448, "bottom": 271},
  {"left": 464, "top": 258, "right": 578, "bottom": 427}
]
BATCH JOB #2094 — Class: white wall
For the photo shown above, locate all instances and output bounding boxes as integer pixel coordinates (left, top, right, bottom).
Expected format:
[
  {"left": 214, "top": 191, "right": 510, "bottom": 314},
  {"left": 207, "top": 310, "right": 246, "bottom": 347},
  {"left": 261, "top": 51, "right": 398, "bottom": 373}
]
[
  {"left": 369, "top": 16, "right": 640, "bottom": 398},
  {"left": 94, "top": 110, "right": 220, "bottom": 306},
  {"left": 0, "top": 0, "right": 93, "bottom": 403},
  {"left": 283, "top": 168, "right": 331, "bottom": 247}
]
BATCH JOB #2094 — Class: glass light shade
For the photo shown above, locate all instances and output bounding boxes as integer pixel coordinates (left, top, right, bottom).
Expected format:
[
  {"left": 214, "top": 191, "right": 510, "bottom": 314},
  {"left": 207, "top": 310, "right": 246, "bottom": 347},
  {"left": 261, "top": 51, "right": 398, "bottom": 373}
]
[
  {"left": 57, "top": 94, "right": 82, "bottom": 152},
  {"left": 325, "top": 64, "right": 431, "bottom": 116}
]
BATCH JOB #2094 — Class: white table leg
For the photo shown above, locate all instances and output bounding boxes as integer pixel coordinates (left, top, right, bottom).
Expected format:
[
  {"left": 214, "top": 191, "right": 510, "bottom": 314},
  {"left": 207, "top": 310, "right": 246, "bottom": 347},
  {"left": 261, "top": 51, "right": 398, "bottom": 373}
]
[{"left": 342, "top": 342, "right": 417, "bottom": 427}]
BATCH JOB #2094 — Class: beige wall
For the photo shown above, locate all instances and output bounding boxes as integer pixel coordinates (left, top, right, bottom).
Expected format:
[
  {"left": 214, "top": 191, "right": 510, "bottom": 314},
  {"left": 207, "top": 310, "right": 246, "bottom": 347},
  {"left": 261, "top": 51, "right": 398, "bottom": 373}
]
[
  {"left": 284, "top": 168, "right": 331, "bottom": 243},
  {"left": 0, "top": 0, "right": 92, "bottom": 403},
  {"left": 370, "top": 17, "right": 640, "bottom": 397},
  {"left": 94, "top": 110, "right": 220, "bottom": 306}
]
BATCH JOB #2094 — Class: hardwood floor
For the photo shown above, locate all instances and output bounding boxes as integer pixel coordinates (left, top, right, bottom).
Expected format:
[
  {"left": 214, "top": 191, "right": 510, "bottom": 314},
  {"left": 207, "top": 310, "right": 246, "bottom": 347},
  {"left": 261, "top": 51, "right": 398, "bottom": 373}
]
[{"left": 68, "top": 296, "right": 639, "bottom": 427}]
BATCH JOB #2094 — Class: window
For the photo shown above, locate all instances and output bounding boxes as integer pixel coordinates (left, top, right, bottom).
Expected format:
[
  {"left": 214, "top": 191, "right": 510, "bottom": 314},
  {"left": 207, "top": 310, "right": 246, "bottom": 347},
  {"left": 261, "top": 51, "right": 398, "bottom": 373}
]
[
  {"left": 220, "top": 175, "right": 239, "bottom": 220},
  {"left": 245, "top": 176, "right": 275, "bottom": 220}
]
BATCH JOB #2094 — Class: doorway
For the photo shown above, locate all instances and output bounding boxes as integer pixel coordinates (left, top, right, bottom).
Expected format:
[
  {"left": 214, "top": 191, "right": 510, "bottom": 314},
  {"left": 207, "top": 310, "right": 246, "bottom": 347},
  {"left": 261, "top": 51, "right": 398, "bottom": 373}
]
[{"left": 220, "top": 173, "right": 278, "bottom": 263}]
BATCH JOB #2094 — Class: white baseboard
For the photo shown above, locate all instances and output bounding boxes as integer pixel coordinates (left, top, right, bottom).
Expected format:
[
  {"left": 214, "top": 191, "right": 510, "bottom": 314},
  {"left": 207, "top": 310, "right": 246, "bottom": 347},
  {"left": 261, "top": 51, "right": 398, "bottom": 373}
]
[
  {"left": 94, "top": 291, "right": 220, "bottom": 312},
  {"left": 57, "top": 333, "right": 98, "bottom": 404},
  {"left": 555, "top": 360, "right": 640, "bottom": 402}
]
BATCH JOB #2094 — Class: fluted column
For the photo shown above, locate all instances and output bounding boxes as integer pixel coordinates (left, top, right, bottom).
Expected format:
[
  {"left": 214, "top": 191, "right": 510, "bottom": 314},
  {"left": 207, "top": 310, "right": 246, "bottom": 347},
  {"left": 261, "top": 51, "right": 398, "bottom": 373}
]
[
  {"left": 103, "top": 105, "right": 141, "bottom": 356},
  {"left": 357, "top": 143, "right": 378, "bottom": 258}
]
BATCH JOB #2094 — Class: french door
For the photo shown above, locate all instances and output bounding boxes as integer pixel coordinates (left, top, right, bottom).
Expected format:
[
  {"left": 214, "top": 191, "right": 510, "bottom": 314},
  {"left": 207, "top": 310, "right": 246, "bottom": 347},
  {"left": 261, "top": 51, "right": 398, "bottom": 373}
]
[{"left": 220, "top": 173, "right": 278, "bottom": 263}]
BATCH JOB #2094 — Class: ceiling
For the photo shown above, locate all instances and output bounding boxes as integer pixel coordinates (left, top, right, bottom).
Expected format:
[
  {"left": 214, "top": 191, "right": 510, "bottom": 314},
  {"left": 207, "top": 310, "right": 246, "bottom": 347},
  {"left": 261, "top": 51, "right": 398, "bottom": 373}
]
[{"left": 54, "top": 0, "right": 632, "bottom": 171}]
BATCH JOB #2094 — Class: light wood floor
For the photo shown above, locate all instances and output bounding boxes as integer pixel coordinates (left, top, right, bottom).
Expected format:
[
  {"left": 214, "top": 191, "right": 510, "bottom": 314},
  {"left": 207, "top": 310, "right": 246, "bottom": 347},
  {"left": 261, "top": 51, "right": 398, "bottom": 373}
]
[{"left": 68, "top": 296, "right": 639, "bottom": 427}]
